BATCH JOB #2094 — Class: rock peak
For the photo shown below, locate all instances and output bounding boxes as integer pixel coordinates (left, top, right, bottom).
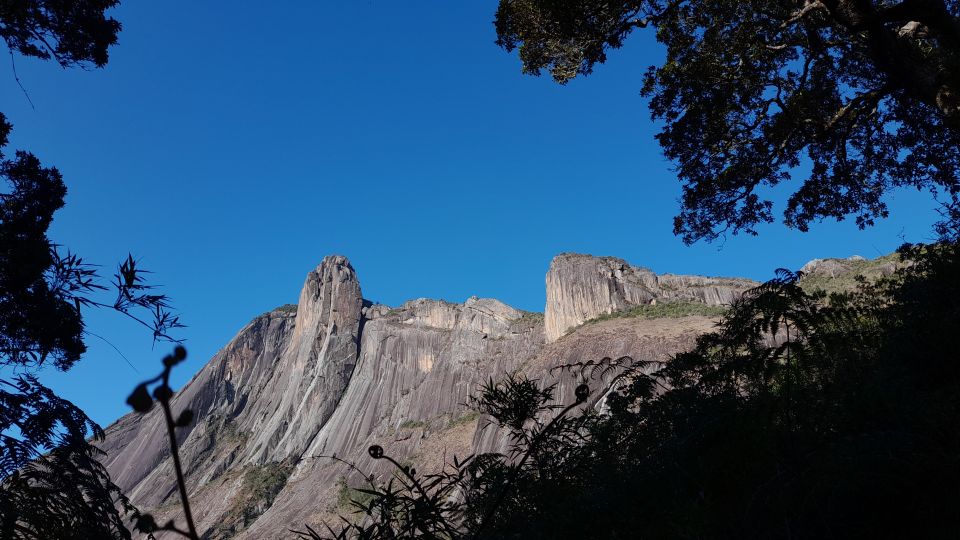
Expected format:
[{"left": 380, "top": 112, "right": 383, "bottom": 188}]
[
  {"left": 316, "top": 254, "right": 353, "bottom": 272},
  {"left": 243, "top": 254, "right": 363, "bottom": 461}
]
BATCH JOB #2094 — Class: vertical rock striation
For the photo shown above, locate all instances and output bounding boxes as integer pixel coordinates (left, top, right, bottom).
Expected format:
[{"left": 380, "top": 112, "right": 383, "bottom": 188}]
[
  {"left": 544, "top": 253, "right": 757, "bottom": 342},
  {"left": 245, "top": 255, "right": 363, "bottom": 462},
  {"left": 99, "top": 306, "right": 298, "bottom": 509},
  {"left": 236, "top": 296, "right": 544, "bottom": 538},
  {"left": 99, "top": 252, "right": 760, "bottom": 538},
  {"left": 99, "top": 256, "right": 363, "bottom": 534}
]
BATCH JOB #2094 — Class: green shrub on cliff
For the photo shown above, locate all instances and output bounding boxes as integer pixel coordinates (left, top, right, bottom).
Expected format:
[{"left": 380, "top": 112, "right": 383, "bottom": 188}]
[{"left": 584, "top": 300, "right": 728, "bottom": 324}]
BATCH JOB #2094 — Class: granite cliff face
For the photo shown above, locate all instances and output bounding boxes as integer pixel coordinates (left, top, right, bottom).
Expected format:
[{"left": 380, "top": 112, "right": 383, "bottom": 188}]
[
  {"left": 544, "top": 253, "right": 756, "bottom": 342},
  {"left": 99, "top": 253, "right": 757, "bottom": 538},
  {"left": 99, "top": 256, "right": 362, "bottom": 513}
]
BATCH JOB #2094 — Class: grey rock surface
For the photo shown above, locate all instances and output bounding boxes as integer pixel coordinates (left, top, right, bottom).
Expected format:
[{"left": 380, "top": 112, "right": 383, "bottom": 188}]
[
  {"left": 544, "top": 253, "right": 757, "bottom": 342},
  {"left": 99, "top": 253, "right": 751, "bottom": 538}
]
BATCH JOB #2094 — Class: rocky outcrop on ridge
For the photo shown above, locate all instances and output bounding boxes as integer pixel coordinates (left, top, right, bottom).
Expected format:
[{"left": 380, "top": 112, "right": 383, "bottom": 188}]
[
  {"left": 544, "top": 253, "right": 757, "bottom": 342},
  {"left": 798, "top": 253, "right": 905, "bottom": 296},
  {"left": 99, "top": 253, "right": 759, "bottom": 538}
]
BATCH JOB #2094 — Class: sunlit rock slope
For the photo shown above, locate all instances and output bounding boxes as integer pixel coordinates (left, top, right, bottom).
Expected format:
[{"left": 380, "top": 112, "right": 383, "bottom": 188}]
[{"left": 99, "top": 253, "right": 759, "bottom": 538}]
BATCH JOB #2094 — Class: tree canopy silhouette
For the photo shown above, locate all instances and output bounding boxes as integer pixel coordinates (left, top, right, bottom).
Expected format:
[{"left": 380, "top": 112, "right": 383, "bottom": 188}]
[
  {"left": 495, "top": 0, "right": 960, "bottom": 243},
  {"left": 1, "top": 2, "right": 183, "bottom": 538},
  {"left": 1, "top": 0, "right": 120, "bottom": 67}
]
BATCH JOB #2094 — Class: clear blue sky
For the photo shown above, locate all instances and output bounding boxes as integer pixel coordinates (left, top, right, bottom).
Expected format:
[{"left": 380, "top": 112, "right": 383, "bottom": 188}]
[{"left": 1, "top": 1, "right": 941, "bottom": 427}]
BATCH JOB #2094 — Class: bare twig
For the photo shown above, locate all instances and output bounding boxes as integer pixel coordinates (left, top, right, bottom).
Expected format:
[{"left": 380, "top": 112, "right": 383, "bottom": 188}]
[{"left": 8, "top": 49, "right": 35, "bottom": 109}]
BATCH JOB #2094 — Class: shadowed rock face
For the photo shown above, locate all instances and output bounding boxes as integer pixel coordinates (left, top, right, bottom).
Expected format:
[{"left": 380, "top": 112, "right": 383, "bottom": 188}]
[
  {"left": 99, "top": 253, "right": 755, "bottom": 538},
  {"left": 544, "top": 253, "right": 757, "bottom": 342}
]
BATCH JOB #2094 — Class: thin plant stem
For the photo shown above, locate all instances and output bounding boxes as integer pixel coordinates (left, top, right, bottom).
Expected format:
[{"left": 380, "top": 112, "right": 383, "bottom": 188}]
[{"left": 159, "top": 394, "right": 199, "bottom": 540}]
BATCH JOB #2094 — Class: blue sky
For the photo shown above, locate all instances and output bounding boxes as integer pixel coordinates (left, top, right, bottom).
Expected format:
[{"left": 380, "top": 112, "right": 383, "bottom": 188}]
[{"left": 1, "top": 1, "right": 941, "bottom": 427}]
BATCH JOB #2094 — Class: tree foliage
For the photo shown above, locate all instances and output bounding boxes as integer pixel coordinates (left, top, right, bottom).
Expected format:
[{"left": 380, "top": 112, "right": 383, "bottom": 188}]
[
  {"left": 0, "top": 112, "right": 183, "bottom": 538},
  {"left": 0, "top": 2, "right": 185, "bottom": 537},
  {"left": 0, "top": 0, "right": 120, "bottom": 67},
  {"left": 495, "top": 0, "right": 960, "bottom": 243},
  {"left": 0, "top": 375, "right": 140, "bottom": 539}
]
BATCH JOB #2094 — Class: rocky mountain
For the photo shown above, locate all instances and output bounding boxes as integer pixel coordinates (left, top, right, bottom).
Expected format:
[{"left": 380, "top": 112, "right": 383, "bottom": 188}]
[{"left": 99, "top": 253, "right": 760, "bottom": 538}]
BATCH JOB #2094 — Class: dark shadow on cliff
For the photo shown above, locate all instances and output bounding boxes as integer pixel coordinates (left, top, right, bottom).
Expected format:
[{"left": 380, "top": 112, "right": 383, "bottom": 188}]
[{"left": 305, "top": 237, "right": 960, "bottom": 540}]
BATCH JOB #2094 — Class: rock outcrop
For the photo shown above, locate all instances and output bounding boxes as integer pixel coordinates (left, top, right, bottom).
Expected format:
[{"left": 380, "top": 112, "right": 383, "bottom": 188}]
[
  {"left": 245, "top": 255, "right": 363, "bottom": 463},
  {"left": 544, "top": 253, "right": 757, "bottom": 342},
  {"left": 99, "top": 252, "right": 760, "bottom": 538},
  {"left": 800, "top": 253, "right": 902, "bottom": 279},
  {"left": 797, "top": 253, "right": 906, "bottom": 296}
]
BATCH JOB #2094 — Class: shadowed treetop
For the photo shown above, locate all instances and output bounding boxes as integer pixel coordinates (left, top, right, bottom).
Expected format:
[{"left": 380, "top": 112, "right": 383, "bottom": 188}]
[
  {"left": 495, "top": 0, "right": 960, "bottom": 243},
  {"left": 0, "top": 0, "right": 120, "bottom": 67}
]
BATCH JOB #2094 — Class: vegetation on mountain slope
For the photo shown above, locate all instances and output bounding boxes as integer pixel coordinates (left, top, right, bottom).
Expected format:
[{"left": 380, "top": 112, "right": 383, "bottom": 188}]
[
  {"left": 207, "top": 462, "right": 294, "bottom": 540},
  {"left": 583, "top": 300, "right": 728, "bottom": 325},
  {"left": 798, "top": 252, "right": 904, "bottom": 296}
]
